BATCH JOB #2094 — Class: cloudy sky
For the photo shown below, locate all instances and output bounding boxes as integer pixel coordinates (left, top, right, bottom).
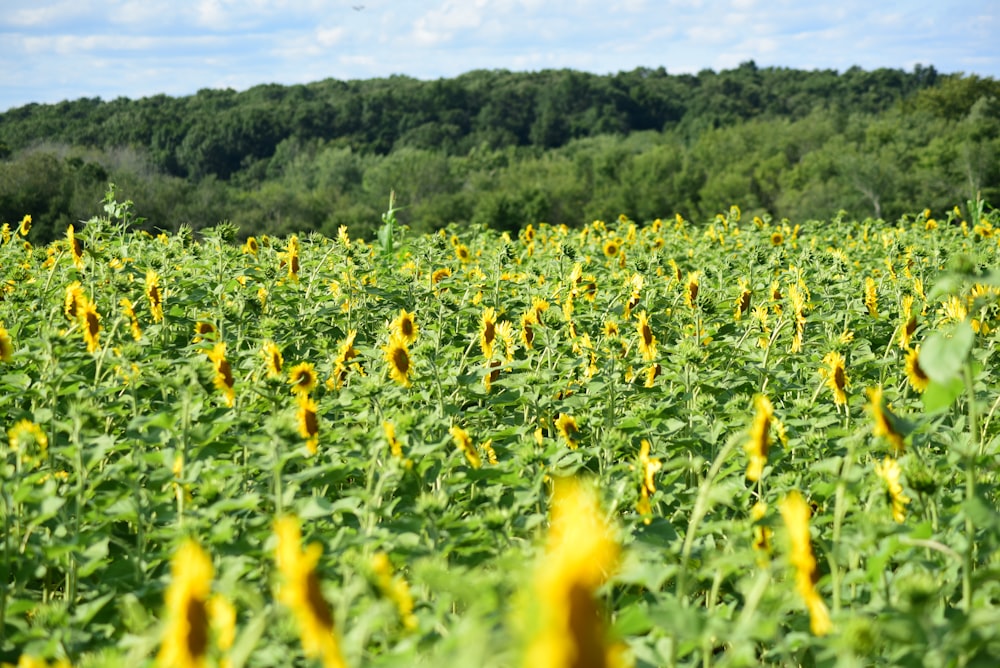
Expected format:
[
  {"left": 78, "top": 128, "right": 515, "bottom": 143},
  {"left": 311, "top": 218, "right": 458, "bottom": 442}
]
[{"left": 3, "top": 0, "right": 997, "bottom": 111}]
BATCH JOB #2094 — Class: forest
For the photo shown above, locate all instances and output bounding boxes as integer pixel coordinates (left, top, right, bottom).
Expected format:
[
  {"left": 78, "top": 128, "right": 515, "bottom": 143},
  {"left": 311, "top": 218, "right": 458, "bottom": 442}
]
[{"left": 1, "top": 62, "right": 998, "bottom": 241}]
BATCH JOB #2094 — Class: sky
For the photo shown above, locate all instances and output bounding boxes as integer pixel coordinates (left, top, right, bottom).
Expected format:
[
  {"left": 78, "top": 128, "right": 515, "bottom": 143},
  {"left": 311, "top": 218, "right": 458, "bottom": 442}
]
[{"left": 2, "top": 0, "right": 998, "bottom": 111}]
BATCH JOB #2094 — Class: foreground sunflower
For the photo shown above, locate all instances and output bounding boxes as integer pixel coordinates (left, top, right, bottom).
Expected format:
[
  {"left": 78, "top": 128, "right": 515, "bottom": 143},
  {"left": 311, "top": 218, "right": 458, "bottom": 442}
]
[
  {"left": 524, "top": 477, "right": 624, "bottom": 668},
  {"left": 273, "top": 516, "right": 347, "bottom": 668},
  {"left": 157, "top": 539, "right": 213, "bottom": 668},
  {"left": 384, "top": 334, "right": 412, "bottom": 387},
  {"left": 554, "top": 413, "right": 579, "bottom": 449},
  {"left": 779, "top": 491, "right": 832, "bottom": 636}
]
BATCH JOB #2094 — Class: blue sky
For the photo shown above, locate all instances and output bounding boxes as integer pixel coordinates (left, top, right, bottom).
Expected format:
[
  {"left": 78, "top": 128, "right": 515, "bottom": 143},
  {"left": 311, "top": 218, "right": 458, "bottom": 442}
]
[{"left": 2, "top": 0, "right": 998, "bottom": 111}]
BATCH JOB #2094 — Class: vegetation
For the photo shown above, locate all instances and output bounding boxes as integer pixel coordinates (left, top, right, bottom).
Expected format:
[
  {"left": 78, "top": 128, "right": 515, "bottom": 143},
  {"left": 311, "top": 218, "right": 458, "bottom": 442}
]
[
  {"left": 2, "top": 64, "right": 999, "bottom": 242},
  {"left": 2, "top": 190, "right": 1000, "bottom": 666}
]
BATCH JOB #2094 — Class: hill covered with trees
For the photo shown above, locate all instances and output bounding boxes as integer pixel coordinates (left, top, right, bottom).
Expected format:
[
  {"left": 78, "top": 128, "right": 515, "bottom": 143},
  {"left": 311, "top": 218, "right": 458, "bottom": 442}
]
[{"left": 1, "top": 62, "right": 998, "bottom": 241}]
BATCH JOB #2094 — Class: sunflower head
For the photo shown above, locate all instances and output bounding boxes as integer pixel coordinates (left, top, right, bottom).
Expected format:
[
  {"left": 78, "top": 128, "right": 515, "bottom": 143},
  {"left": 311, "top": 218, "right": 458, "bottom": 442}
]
[
  {"left": 289, "top": 362, "right": 318, "bottom": 395},
  {"left": 384, "top": 335, "right": 412, "bottom": 387}
]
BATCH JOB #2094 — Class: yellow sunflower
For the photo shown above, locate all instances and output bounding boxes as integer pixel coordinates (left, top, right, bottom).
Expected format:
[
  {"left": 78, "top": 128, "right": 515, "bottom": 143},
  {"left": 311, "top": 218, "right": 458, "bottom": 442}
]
[
  {"left": 192, "top": 321, "right": 216, "bottom": 343},
  {"left": 146, "top": 269, "right": 164, "bottom": 323},
  {"left": 602, "top": 237, "right": 621, "bottom": 258},
  {"left": 866, "top": 386, "right": 905, "bottom": 455},
  {"left": 520, "top": 312, "right": 536, "bottom": 350},
  {"left": 479, "top": 307, "right": 497, "bottom": 359},
  {"left": 449, "top": 425, "right": 482, "bottom": 469},
  {"left": 636, "top": 439, "right": 662, "bottom": 521},
  {"left": 64, "top": 281, "right": 85, "bottom": 321},
  {"left": 744, "top": 394, "right": 773, "bottom": 482},
  {"left": 371, "top": 552, "right": 418, "bottom": 631},
  {"left": 288, "top": 362, "right": 318, "bottom": 395},
  {"left": 383, "top": 421, "right": 403, "bottom": 459},
  {"left": 206, "top": 343, "right": 235, "bottom": 407},
  {"left": 905, "top": 346, "right": 929, "bottom": 393},
  {"left": 18, "top": 214, "right": 31, "bottom": 237},
  {"left": 80, "top": 297, "right": 102, "bottom": 353},
  {"left": 820, "top": 351, "right": 848, "bottom": 407},
  {"left": 734, "top": 278, "right": 752, "bottom": 321},
  {"left": 524, "top": 477, "right": 621, "bottom": 668},
  {"left": 392, "top": 309, "right": 418, "bottom": 345},
  {"left": 863, "top": 277, "right": 878, "bottom": 318},
  {"left": 384, "top": 334, "right": 412, "bottom": 387},
  {"left": 874, "top": 456, "right": 910, "bottom": 523},
  {"left": 273, "top": 516, "right": 346, "bottom": 668},
  {"left": 286, "top": 235, "right": 301, "bottom": 280},
  {"left": 243, "top": 236, "right": 259, "bottom": 256},
  {"left": 297, "top": 393, "right": 320, "bottom": 454},
  {"left": 120, "top": 298, "right": 142, "bottom": 341},
  {"left": 554, "top": 413, "right": 579, "bottom": 449},
  {"left": 636, "top": 310, "right": 657, "bottom": 361},
  {"left": 262, "top": 341, "right": 284, "bottom": 379},
  {"left": 67, "top": 224, "right": 84, "bottom": 270},
  {"left": 779, "top": 491, "right": 832, "bottom": 636},
  {"left": 685, "top": 271, "right": 700, "bottom": 310},
  {"left": 0, "top": 325, "right": 13, "bottom": 362},
  {"left": 157, "top": 539, "right": 214, "bottom": 668}
]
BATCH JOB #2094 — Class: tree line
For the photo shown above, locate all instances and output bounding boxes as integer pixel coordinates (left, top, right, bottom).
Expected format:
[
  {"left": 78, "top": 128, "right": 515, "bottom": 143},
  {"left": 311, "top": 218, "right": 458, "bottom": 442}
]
[{"left": 1, "top": 62, "right": 998, "bottom": 242}]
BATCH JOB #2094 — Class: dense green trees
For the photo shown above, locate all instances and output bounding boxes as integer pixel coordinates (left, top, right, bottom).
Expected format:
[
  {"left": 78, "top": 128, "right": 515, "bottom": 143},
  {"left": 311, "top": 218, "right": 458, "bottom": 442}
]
[{"left": 1, "top": 64, "right": 998, "bottom": 242}]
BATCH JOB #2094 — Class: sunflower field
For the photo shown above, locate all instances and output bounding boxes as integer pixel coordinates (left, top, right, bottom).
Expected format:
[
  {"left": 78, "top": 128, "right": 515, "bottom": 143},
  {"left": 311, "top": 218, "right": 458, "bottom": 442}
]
[{"left": 2, "top": 195, "right": 1000, "bottom": 667}]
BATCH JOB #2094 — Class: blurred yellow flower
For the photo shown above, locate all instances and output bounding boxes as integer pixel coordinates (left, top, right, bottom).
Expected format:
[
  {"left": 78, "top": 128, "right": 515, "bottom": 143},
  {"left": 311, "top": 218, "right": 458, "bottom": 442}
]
[
  {"left": 874, "top": 456, "right": 910, "bottom": 523},
  {"left": 273, "top": 516, "right": 346, "bottom": 668},
  {"left": 744, "top": 395, "right": 773, "bottom": 482},
  {"left": 779, "top": 491, "right": 832, "bottom": 636},
  {"left": 157, "top": 539, "right": 213, "bottom": 668}
]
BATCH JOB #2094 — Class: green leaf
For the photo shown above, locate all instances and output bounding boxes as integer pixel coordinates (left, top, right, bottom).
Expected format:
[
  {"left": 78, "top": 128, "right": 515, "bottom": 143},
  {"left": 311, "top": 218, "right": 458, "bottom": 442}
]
[
  {"left": 921, "top": 376, "right": 965, "bottom": 413},
  {"left": 919, "top": 321, "right": 973, "bottom": 383}
]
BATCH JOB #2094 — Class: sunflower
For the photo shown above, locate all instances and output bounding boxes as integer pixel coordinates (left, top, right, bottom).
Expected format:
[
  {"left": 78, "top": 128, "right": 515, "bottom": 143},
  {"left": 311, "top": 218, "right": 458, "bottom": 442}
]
[
  {"left": 330, "top": 330, "right": 359, "bottom": 389},
  {"left": 392, "top": 310, "right": 418, "bottom": 345},
  {"left": 636, "top": 310, "right": 657, "bottom": 361},
  {"left": 479, "top": 307, "right": 497, "bottom": 359},
  {"left": 262, "top": 341, "right": 284, "bottom": 379},
  {"left": 156, "top": 539, "right": 213, "bottom": 668},
  {"left": 371, "top": 552, "right": 418, "bottom": 631},
  {"left": 779, "top": 491, "right": 832, "bottom": 636},
  {"left": 454, "top": 244, "right": 471, "bottom": 263},
  {"left": 898, "top": 295, "right": 917, "bottom": 349},
  {"left": 67, "top": 224, "right": 84, "bottom": 270},
  {"left": 297, "top": 393, "right": 320, "bottom": 454},
  {"left": 8, "top": 419, "right": 48, "bottom": 463},
  {"left": 685, "top": 271, "right": 700, "bottom": 310},
  {"left": 384, "top": 334, "right": 412, "bottom": 387},
  {"left": 524, "top": 477, "right": 621, "bottom": 668},
  {"left": 286, "top": 236, "right": 301, "bottom": 280},
  {"left": 820, "top": 351, "right": 848, "bottom": 407},
  {"left": 643, "top": 362, "right": 660, "bottom": 388},
  {"left": 383, "top": 421, "right": 403, "bottom": 459},
  {"left": 623, "top": 273, "right": 643, "bottom": 319},
  {"left": 734, "top": 278, "right": 752, "bottom": 321},
  {"left": 120, "top": 298, "right": 142, "bottom": 341},
  {"left": 744, "top": 395, "right": 773, "bottom": 482},
  {"left": 770, "top": 231, "right": 784, "bottom": 246},
  {"left": 520, "top": 312, "right": 536, "bottom": 349},
  {"left": 449, "top": 425, "right": 481, "bottom": 468},
  {"left": 905, "top": 346, "right": 929, "bottom": 393},
  {"left": 866, "top": 386, "right": 905, "bottom": 455},
  {"left": 430, "top": 267, "right": 451, "bottom": 285},
  {"left": 530, "top": 297, "right": 550, "bottom": 325},
  {"left": 288, "top": 362, "right": 318, "bottom": 396},
  {"left": 80, "top": 297, "right": 102, "bottom": 353},
  {"left": 206, "top": 343, "right": 235, "bottom": 407},
  {"left": 554, "top": 413, "right": 579, "bottom": 450},
  {"left": 273, "top": 516, "right": 346, "bottom": 668},
  {"left": 788, "top": 283, "right": 806, "bottom": 353},
  {"left": 192, "top": 321, "right": 216, "bottom": 343},
  {"left": 18, "top": 214, "right": 31, "bottom": 237},
  {"left": 636, "top": 439, "right": 662, "bottom": 521},
  {"left": 146, "top": 269, "right": 164, "bottom": 323},
  {"left": 243, "top": 236, "right": 259, "bottom": 256},
  {"left": 750, "top": 501, "right": 772, "bottom": 560},
  {"left": 602, "top": 237, "right": 621, "bottom": 258},
  {"left": 64, "top": 281, "right": 85, "bottom": 321},
  {"left": 0, "top": 325, "right": 13, "bottom": 362},
  {"left": 863, "top": 277, "right": 878, "bottom": 318},
  {"left": 874, "top": 456, "right": 910, "bottom": 523}
]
